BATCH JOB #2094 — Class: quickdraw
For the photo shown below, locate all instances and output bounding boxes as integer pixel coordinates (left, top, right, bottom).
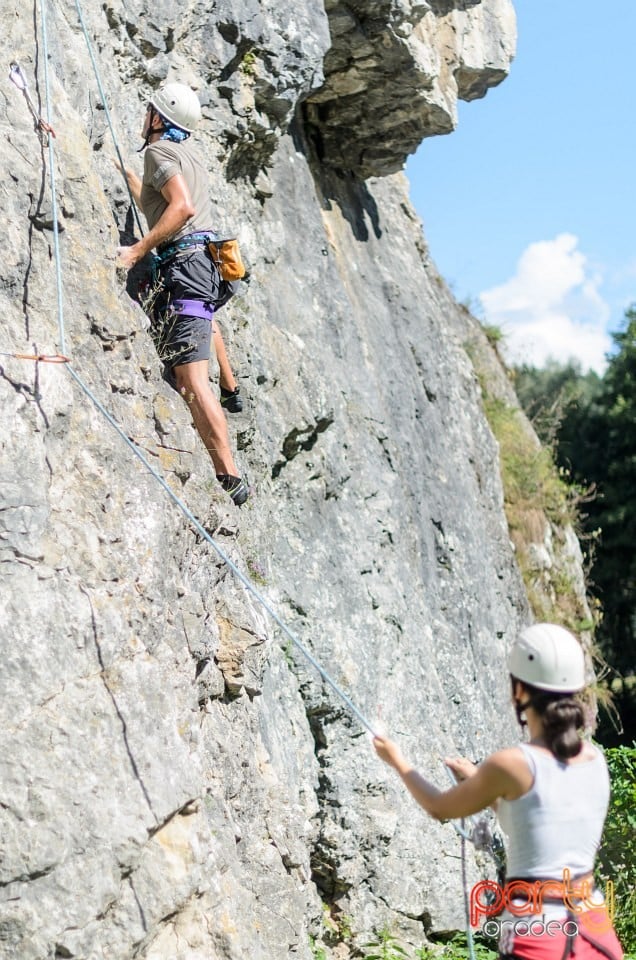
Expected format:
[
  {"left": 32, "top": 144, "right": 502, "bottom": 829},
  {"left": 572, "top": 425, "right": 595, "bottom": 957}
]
[{"left": 9, "top": 62, "right": 57, "bottom": 138}]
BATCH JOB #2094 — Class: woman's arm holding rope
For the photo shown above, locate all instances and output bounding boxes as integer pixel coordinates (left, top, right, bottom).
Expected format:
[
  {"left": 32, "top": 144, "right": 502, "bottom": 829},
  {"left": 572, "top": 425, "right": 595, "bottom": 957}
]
[{"left": 374, "top": 736, "right": 524, "bottom": 821}]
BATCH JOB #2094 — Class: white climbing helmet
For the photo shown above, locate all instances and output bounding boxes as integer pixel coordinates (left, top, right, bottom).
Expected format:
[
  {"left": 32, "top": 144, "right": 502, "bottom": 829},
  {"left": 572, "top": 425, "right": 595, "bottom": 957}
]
[
  {"left": 150, "top": 83, "right": 202, "bottom": 132},
  {"left": 508, "top": 623, "right": 585, "bottom": 692}
]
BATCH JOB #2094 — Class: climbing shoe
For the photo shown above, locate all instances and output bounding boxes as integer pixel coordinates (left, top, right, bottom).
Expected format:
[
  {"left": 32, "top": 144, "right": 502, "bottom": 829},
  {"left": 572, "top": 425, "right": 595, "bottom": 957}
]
[
  {"left": 216, "top": 474, "right": 249, "bottom": 507},
  {"left": 220, "top": 385, "right": 243, "bottom": 413}
]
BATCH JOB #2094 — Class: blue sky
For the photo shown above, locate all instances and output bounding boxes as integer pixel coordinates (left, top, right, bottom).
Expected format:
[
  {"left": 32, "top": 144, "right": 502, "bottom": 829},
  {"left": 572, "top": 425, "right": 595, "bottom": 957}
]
[{"left": 406, "top": 0, "right": 636, "bottom": 373}]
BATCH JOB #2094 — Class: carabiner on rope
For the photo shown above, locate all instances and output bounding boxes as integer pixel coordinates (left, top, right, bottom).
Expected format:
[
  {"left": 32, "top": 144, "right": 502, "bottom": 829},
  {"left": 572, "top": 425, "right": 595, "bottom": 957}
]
[
  {"left": 9, "top": 61, "right": 56, "bottom": 138},
  {"left": 9, "top": 62, "right": 29, "bottom": 92}
]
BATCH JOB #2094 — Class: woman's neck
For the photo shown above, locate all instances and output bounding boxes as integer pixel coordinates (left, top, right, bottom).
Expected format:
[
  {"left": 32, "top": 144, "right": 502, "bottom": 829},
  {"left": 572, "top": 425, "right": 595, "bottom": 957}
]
[{"left": 524, "top": 708, "right": 545, "bottom": 744}]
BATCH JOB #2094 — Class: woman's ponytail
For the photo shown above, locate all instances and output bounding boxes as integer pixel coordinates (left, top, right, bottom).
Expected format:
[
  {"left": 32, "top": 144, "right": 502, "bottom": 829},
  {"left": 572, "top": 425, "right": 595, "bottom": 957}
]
[{"left": 528, "top": 688, "right": 585, "bottom": 760}]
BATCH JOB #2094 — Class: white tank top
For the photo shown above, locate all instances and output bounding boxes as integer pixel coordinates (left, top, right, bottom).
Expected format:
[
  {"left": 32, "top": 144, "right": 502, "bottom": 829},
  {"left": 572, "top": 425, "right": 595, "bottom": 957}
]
[{"left": 497, "top": 742, "right": 609, "bottom": 879}]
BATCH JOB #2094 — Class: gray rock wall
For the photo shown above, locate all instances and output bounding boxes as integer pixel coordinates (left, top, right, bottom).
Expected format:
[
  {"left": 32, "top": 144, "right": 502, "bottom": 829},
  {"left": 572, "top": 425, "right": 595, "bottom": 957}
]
[
  {"left": 0, "top": 2, "right": 551, "bottom": 958},
  {"left": 306, "top": 0, "right": 516, "bottom": 176}
]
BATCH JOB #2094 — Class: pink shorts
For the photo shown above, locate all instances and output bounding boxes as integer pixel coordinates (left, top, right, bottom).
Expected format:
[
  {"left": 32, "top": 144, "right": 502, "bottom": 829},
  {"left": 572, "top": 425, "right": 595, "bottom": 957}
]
[{"left": 500, "top": 911, "right": 623, "bottom": 960}]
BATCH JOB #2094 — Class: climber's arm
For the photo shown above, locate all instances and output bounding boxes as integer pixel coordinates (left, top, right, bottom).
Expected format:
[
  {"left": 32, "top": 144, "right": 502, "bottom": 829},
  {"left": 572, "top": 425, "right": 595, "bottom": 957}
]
[{"left": 117, "top": 174, "right": 194, "bottom": 269}]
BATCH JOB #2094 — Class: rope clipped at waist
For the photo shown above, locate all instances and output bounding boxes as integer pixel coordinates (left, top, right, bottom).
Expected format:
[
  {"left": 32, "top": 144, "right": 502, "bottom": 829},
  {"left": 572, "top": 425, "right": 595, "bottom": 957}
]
[
  {"left": 156, "top": 232, "right": 210, "bottom": 262},
  {"left": 156, "top": 230, "right": 235, "bottom": 263}
]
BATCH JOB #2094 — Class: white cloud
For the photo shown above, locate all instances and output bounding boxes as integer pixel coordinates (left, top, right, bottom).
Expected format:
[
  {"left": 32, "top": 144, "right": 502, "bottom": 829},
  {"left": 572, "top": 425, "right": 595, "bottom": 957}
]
[{"left": 479, "top": 234, "right": 612, "bottom": 373}]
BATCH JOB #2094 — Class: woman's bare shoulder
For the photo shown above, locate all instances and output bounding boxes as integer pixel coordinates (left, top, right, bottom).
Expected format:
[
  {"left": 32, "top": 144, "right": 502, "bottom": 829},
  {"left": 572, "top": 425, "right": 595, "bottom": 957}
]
[
  {"left": 486, "top": 746, "right": 528, "bottom": 769},
  {"left": 484, "top": 747, "right": 534, "bottom": 800}
]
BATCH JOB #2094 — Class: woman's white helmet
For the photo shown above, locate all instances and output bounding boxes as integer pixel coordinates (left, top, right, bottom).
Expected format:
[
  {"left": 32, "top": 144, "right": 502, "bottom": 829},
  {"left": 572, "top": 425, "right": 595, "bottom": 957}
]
[
  {"left": 150, "top": 83, "right": 202, "bottom": 132},
  {"left": 508, "top": 623, "right": 585, "bottom": 692}
]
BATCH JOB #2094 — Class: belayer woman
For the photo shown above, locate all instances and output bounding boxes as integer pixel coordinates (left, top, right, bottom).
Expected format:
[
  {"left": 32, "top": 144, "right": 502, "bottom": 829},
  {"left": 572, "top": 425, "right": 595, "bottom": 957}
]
[{"left": 373, "top": 623, "right": 623, "bottom": 960}]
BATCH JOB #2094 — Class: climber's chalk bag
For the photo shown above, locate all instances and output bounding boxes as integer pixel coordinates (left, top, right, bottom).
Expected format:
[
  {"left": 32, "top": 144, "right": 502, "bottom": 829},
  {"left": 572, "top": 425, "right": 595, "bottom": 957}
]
[{"left": 207, "top": 237, "right": 246, "bottom": 281}]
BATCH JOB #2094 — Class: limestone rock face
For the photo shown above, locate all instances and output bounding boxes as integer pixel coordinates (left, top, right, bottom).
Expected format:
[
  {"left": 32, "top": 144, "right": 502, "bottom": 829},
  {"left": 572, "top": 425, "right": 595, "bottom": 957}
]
[
  {"left": 0, "top": 2, "right": 555, "bottom": 959},
  {"left": 305, "top": 0, "right": 517, "bottom": 176}
]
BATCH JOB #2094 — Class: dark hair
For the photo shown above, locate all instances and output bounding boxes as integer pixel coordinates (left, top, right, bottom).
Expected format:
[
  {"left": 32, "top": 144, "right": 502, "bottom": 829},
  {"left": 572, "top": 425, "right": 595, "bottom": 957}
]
[{"left": 512, "top": 679, "right": 584, "bottom": 760}]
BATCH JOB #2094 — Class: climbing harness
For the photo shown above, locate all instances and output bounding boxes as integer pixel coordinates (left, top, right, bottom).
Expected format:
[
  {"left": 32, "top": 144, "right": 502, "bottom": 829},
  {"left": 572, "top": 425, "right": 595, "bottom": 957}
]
[
  {"left": 156, "top": 233, "right": 212, "bottom": 262},
  {"left": 157, "top": 232, "right": 246, "bottom": 282},
  {"left": 9, "top": 62, "right": 56, "bottom": 138},
  {"left": 169, "top": 299, "right": 215, "bottom": 321},
  {"left": 498, "top": 888, "right": 622, "bottom": 960}
]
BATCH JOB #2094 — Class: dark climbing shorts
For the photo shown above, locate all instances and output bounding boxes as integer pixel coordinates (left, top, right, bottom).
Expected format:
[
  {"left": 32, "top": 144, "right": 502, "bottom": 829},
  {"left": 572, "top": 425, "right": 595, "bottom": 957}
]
[
  {"left": 151, "top": 311, "right": 213, "bottom": 390},
  {"left": 150, "top": 245, "right": 238, "bottom": 392}
]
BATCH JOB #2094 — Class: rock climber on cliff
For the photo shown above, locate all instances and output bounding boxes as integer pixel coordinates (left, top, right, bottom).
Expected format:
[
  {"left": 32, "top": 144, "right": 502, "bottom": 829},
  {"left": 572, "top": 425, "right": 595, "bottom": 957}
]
[
  {"left": 374, "top": 624, "right": 623, "bottom": 960},
  {"left": 116, "top": 82, "right": 248, "bottom": 506}
]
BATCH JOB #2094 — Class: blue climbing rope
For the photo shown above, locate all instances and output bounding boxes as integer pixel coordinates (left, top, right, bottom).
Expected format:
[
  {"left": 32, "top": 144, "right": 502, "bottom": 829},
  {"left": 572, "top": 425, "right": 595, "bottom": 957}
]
[
  {"left": 461, "top": 828, "right": 478, "bottom": 960},
  {"left": 63, "top": 362, "right": 377, "bottom": 734},
  {"left": 446, "top": 768, "right": 478, "bottom": 960}
]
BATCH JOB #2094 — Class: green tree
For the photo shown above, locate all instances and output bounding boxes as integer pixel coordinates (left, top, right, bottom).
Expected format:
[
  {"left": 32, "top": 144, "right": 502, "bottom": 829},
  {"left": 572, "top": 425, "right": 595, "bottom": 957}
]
[
  {"left": 597, "top": 744, "right": 636, "bottom": 954},
  {"left": 589, "top": 311, "right": 636, "bottom": 677},
  {"left": 514, "top": 359, "right": 602, "bottom": 449},
  {"left": 513, "top": 309, "right": 636, "bottom": 742}
]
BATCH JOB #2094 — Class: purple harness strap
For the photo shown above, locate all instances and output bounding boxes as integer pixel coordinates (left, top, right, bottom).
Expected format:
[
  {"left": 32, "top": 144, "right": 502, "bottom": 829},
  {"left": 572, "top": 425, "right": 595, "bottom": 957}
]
[{"left": 171, "top": 299, "right": 215, "bottom": 321}]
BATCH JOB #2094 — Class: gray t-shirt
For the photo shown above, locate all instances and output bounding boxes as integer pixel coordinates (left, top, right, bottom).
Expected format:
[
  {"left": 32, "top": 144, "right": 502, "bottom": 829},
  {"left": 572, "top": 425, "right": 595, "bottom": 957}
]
[{"left": 141, "top": 138, "right": 216, "bottom": 241}]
